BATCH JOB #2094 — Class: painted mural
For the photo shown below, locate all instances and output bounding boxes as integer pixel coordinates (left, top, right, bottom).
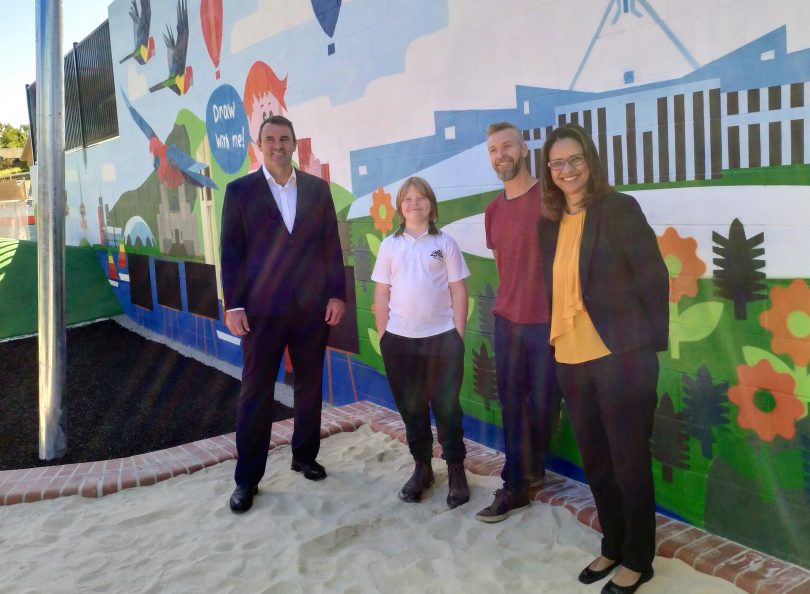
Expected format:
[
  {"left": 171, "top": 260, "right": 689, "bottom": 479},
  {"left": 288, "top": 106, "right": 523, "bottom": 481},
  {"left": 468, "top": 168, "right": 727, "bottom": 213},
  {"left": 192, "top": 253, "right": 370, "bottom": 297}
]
[{"left": 58, "top": 0, "right": 810, "bottom": 568}]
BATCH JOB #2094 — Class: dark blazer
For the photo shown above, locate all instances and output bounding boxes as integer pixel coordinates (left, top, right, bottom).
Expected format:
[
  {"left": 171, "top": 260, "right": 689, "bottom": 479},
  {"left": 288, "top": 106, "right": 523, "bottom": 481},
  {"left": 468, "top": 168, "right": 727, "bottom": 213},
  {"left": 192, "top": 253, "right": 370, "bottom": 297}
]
[
  {"left": 220, "top": 167, "right": 346, "bottom": 317},
  {"left": 539, "top": 191, "right": 669, "bottom": 354}
]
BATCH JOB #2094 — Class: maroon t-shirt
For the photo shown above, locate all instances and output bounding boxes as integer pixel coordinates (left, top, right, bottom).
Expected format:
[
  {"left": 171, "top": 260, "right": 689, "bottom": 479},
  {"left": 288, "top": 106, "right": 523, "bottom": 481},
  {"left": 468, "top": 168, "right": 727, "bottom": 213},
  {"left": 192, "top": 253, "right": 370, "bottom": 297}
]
[{"left": 484, "top": 183, "right": 549, "bottom": 324}]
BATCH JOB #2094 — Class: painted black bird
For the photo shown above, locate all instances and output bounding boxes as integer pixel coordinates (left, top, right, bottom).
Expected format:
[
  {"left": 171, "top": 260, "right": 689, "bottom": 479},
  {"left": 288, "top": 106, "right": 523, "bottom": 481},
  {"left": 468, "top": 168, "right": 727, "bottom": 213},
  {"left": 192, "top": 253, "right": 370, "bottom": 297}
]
[
  {"left": 119, "top": 0, "right": 154, "bottom": 65},
  {"left": 149, "top": 0, "right": 192, "bottom": 95}
]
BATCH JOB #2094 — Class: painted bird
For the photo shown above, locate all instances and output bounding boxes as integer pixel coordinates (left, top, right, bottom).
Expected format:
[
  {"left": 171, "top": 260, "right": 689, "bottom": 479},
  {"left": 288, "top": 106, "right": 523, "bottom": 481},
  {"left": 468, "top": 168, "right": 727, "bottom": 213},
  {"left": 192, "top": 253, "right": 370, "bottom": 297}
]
[
  {"left": 121, "top": 91, "right": 217, "bottom": 190},
  {"left": 149, "top": 0, "right": 192, "bottom": 95},
  {"left": 119, "top": 0, "right": 155, "bottom": 65}
]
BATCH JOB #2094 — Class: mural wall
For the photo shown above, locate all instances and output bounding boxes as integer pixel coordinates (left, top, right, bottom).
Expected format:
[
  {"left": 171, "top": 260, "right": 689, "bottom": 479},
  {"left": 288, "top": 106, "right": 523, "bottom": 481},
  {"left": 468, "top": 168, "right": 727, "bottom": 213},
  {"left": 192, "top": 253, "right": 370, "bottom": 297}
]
[{"left": 61, "top": 0, "right": 810, "bottom": 568}]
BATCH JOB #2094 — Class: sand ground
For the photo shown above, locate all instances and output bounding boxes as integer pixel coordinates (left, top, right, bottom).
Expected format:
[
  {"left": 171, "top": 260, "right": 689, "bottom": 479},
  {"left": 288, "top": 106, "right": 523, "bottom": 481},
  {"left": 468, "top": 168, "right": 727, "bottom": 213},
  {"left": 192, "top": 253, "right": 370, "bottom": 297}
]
[{"left": 0, "top": 426, "right": 742, "bottom": 594}]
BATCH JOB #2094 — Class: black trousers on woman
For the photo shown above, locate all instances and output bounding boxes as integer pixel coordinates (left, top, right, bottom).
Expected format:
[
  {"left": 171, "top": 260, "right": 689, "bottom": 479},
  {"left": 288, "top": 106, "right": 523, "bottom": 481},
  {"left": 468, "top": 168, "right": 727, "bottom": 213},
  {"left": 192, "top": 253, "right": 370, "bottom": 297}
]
[
  {"left": 557, "top": 347, "right": 659, "bottom": 573},
  {"left": 380, "top": 329, "right": 466, "bottom": 464}
]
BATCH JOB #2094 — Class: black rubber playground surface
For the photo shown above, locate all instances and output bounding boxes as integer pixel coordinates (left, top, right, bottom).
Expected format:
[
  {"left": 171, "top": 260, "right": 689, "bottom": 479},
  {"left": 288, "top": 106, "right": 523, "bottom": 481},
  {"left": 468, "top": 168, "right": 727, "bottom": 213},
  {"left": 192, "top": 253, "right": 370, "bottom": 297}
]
[{"left": 0, "top": 320, "right": 293, "bottom": 471}]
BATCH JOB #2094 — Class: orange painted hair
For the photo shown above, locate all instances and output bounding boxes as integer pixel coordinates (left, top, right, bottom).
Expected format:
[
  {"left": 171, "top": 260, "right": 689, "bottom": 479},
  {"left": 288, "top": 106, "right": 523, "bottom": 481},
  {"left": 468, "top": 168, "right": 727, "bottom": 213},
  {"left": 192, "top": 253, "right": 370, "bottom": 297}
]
[{"left": 243, "top": 61, "right": 288, "bottom": 114}]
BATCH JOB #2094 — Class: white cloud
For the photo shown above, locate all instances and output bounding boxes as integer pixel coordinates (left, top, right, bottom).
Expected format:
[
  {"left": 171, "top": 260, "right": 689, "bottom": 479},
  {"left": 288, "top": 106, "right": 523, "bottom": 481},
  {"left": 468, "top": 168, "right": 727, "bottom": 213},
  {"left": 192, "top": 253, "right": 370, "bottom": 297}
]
[
  {"left": 101, "top": 164, "right": 117, "bottom": 182},
  {"left": 127, "top": 63, "right": 148, "bottom": 100}
]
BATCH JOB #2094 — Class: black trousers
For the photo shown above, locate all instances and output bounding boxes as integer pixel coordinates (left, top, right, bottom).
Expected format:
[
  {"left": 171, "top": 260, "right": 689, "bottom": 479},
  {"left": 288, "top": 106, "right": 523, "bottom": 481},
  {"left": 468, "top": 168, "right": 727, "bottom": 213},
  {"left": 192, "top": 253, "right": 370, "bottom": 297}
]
[
  {"left": 234, "top": 302, "right": 329, "bottom": 487},
  {"left": 380, "top": 329, "right": 466, "bottom": 463},
  {"left": 557, "top": 347, "right": 659, "bottom": 572}
]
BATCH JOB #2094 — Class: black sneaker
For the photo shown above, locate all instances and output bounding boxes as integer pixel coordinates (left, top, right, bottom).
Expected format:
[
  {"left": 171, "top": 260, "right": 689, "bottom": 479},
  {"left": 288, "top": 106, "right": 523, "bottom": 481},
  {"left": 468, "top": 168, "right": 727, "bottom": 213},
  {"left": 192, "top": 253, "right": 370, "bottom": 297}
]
[{"left": 474, "top": 489, "right": 530, "bottom": 523}]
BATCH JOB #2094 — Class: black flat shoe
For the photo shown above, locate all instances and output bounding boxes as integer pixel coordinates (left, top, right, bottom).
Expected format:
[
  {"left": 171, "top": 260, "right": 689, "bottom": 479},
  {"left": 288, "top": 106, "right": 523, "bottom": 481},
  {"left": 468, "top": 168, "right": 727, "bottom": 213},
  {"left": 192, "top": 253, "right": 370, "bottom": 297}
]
[
  {"left": 578, "top": 558, "right": 622, "bottom": 584},
  {"left": 291, "top": 459, "right": 327, "bottom": 481},
  {"left": 229, "top": 484, "right": 258, "bottom": 513},
  {"left": 601, "top": 566, "right": 654, "bottom": 594}
]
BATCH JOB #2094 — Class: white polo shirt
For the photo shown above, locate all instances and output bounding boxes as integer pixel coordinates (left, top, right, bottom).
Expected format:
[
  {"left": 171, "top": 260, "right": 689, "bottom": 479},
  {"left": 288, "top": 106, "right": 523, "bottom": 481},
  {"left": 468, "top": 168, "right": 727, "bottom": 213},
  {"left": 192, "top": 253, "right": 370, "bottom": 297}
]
[{"left": 371, "top": 229, "right": 470, "bottom": 338}]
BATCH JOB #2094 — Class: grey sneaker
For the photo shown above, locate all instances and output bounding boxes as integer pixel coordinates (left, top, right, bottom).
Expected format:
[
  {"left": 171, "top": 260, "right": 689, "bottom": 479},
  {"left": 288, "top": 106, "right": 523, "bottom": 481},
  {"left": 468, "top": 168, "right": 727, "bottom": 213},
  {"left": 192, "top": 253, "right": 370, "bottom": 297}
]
[{"left": 474, "top": 489, "right": 530, "bottom": 523}]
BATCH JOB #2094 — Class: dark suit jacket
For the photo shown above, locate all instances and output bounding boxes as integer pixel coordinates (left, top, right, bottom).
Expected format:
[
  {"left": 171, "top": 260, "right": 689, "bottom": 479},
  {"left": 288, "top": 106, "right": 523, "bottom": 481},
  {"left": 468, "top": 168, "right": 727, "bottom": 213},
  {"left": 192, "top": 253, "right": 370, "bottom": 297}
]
[
  {"left": 220, "top": 167, "right": 346, "bottom": 317},
  {"left": 538, "top": 191, "right": 669, "bottom": 354}
]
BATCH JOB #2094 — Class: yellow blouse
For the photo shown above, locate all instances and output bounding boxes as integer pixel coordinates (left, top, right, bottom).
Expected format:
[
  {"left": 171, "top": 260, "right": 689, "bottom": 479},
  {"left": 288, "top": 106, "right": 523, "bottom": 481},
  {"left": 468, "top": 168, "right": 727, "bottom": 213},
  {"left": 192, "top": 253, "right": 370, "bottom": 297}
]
[{"left": 550, "top": 210, "right": 611, "bottom": 364}]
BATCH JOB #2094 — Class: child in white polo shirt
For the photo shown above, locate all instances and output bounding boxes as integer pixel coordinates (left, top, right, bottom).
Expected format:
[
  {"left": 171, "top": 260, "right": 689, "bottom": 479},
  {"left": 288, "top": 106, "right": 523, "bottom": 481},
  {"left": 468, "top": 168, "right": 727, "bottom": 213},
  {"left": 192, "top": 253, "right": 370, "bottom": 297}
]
[{"left": 371, "top": 176, "right": 471, "bottom": 509}]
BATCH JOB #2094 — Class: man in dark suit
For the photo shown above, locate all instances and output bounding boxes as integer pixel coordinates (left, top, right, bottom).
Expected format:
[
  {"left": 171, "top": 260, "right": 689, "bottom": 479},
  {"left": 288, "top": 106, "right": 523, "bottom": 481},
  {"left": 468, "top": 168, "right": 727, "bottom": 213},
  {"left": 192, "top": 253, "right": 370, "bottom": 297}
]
[{"left": 220, "top": 115, "right": 346, "bottom": 513}]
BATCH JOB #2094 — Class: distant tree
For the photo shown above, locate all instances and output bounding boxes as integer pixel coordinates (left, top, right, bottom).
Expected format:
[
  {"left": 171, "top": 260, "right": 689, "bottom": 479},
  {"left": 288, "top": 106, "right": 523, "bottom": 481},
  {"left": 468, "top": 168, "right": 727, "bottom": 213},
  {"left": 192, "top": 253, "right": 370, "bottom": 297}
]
[
  {"left": 472, "top": 342, "right": 498, "bottom": 411},
  {"left": 0, "top": 122, "right": 28, "bottom": 148},
  {"left": 681, "top": 364, "right": 729, "bottom": 458},
  {"left": 651, "top": 394, "right": 690, "bottom": 482},
  {"left": 713, "top": 218, "right": 766, "bottom": 320}
]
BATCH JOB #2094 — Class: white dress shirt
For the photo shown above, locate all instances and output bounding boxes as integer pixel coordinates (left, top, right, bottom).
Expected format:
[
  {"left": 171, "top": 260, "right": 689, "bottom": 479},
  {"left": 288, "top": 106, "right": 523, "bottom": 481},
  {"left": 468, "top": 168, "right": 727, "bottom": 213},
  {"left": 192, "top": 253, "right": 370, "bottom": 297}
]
[{"left": 263, "top": 164, "right": 297, "bottom": 233}]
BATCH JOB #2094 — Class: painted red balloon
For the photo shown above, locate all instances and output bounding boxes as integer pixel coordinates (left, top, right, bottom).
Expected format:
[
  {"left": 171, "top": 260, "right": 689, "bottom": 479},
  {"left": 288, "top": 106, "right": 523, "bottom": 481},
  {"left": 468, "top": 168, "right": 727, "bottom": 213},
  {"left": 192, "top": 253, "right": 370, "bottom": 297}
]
[{"left": 200, "top": 0, "right": 223, "bottom": 79}]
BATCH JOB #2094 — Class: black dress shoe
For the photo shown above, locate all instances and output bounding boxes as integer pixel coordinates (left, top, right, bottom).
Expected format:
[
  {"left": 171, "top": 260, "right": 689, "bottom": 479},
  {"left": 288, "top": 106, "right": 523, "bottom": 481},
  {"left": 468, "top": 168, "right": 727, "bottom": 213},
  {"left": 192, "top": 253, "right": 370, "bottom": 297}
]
[
  {"left": 578, "top": 558, "right": 622, "bottom": 584},
  {"left": 229, "top": 485, "right": 258, "bottom": 513},
  {"left": 291, "top": 459, "right": 327, "bottom": 481},
  {"left": 601, "top": 566, "right": 654, "bottom": 594}
]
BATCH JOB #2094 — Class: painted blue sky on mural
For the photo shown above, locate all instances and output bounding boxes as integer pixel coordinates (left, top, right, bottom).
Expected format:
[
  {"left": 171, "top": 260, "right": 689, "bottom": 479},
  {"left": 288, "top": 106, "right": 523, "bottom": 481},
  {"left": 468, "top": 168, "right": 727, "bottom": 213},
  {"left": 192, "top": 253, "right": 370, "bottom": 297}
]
[{"left": 348, "top": 26, "right": 810, "bottom": 212}]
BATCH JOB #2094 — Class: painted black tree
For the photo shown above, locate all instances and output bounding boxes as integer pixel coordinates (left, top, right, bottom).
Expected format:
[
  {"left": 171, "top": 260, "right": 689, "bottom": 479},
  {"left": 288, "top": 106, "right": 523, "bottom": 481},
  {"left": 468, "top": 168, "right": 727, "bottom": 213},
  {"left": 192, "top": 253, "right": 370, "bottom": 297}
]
[
  {"left": 651, "top": 394, "right": 690, "bottom": 482},
  {"left": 681, "top": 364, "right": 729, "bottom": 458},
  {"left": 795, "top": 415, "right": 810, "bottom": 503},
  {"left": 472, "top": 342, "right": 498, "bottom": 411},
  {"left": 478, "top": 283, "right": 496, "bottom": 336},
  {"left": 353, "top": 233, "right": 371, "bottom": 293},
  {"left": 712, "top": 218, "right": 766, "bottom": 320}
]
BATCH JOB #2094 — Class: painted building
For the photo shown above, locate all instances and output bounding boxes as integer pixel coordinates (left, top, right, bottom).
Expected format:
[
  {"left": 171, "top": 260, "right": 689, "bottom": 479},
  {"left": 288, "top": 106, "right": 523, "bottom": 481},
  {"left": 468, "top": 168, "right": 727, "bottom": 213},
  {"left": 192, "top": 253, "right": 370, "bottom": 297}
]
[{"left": 40, "top": 0, "right": 810, "bottom": 568}]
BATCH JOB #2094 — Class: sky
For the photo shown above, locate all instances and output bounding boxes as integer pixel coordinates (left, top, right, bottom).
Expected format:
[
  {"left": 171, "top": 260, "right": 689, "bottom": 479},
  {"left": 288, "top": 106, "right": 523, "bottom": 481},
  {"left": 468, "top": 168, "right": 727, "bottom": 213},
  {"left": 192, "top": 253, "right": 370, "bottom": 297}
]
[{"left": 0, "top": 0, "right": 113, "bottom": 127}]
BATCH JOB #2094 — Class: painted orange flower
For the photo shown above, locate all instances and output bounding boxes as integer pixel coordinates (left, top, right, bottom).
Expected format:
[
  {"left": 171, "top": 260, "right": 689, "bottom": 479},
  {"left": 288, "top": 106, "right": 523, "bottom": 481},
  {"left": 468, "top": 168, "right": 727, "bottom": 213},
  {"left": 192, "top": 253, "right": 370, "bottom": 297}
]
[
  {"left": 759, "top": 279, "right": 810, "bottom": 368},
  {"left": 657, "top": 226, "right": 706, "bottom": 303},
  {"left": 728, "top": 360, "right": 805, "bottom": 442},
  {"left": 369, "top": 187, "right": 394, "bottom": 235}
]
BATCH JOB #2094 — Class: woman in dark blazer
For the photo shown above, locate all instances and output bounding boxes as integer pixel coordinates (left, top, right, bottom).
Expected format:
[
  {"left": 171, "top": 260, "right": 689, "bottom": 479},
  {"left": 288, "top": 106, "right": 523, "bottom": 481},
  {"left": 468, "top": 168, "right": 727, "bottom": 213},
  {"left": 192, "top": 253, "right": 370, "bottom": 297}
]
[{"left": 538, "top": 124, "right": 668, "bottom": 594}]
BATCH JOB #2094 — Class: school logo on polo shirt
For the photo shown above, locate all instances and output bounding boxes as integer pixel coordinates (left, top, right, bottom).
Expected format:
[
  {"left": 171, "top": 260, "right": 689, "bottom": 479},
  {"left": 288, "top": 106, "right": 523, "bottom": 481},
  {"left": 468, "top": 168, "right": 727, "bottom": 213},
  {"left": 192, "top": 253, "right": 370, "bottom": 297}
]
[{"left": 430, "top": 249, "right": 444, "bottom": 261}]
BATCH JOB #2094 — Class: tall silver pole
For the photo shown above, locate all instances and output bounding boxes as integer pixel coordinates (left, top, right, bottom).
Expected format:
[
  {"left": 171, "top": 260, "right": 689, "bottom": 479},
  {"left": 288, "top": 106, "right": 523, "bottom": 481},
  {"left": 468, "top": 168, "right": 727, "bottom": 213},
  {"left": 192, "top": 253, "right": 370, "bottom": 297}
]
[{"left": 36, "top": 0, "right": 67, "bottom": 460}]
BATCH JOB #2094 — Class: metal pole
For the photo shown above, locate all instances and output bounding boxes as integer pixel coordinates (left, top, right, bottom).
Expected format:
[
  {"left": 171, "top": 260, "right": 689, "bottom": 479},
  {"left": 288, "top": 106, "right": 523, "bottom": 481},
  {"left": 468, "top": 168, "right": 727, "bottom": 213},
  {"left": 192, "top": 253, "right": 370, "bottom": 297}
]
[{"left": 36, "top": 0, "right": 67, "bottom": 460}]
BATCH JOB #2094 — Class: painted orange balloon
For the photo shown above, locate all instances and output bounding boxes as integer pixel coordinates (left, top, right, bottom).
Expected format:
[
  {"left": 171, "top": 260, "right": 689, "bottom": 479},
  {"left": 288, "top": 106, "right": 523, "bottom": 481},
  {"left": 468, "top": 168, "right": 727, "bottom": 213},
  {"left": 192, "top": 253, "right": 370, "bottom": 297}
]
[{"left": 200, "top": 0, "right": 223, "bottom": 79}]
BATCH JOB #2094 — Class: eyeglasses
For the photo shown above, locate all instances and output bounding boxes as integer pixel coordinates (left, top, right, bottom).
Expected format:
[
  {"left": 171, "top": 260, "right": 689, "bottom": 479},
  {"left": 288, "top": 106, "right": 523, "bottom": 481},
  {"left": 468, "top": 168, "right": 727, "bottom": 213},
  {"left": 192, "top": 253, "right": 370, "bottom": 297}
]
[{"left": 547, "top": 155, "right": 586, "bottom": 171}]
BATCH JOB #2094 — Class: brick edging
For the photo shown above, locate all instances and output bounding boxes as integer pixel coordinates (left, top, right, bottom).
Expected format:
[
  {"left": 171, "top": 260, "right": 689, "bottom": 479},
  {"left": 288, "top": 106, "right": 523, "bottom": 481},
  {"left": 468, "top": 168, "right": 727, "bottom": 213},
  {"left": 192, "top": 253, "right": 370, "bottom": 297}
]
[
  {"left": 1, "top": 400, "right": 807, "bottom": 593},
  {"left": 0, "top": 402, "right": 371, "bottom": 507}
]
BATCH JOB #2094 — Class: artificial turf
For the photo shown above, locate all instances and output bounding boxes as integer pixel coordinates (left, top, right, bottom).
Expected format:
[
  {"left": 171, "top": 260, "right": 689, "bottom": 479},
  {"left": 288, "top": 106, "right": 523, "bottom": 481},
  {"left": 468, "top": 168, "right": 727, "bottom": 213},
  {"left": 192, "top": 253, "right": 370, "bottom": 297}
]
[{"left": 0, "top": 239, "right": 122, "bottom": 340}]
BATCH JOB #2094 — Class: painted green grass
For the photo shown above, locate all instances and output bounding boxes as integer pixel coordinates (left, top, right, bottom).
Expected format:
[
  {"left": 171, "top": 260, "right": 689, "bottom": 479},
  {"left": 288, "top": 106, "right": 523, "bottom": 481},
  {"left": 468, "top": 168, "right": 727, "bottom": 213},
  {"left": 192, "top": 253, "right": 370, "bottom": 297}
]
[{"left": 619, "top": 164, "right": 810, "bottom": 192}]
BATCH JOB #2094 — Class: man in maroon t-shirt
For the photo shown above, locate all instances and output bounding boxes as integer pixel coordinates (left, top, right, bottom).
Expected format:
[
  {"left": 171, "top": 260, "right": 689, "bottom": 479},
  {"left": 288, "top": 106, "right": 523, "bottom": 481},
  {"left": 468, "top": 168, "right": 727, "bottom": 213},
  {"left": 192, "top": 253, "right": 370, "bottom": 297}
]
[{"left": 475, "top": 122, "right": 560, "bottom": 523}]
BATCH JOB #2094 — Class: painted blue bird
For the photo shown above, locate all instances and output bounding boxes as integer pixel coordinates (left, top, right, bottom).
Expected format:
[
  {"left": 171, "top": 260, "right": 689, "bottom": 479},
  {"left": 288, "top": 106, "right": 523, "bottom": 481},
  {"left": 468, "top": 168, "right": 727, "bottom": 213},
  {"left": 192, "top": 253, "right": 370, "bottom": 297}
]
[
  {"left": 119, "top": 0, "right": 155, "bottom": 65},
  {"left": 149, "top": 0, "right": 193, "bottom": 95},
  {"left": 121, "top": 91, "right": 217, "bottom": 190}
]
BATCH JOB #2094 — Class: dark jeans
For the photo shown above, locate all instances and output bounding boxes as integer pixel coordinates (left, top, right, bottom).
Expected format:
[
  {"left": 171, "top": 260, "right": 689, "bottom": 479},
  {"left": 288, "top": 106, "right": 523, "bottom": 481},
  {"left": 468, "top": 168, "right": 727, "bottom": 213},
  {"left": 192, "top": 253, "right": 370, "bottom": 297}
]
[
  {"left": 380, "top": 329, "right": 466, "bottom": 463},
  {"left": 557, "top": 347, "right": 659, "bottom": 572},
  {"left": 234, "top": 302, "right": 329, "bottom": 487},
  {"left": 494, "top": 316, "right": 561, "bottom": 497}
]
